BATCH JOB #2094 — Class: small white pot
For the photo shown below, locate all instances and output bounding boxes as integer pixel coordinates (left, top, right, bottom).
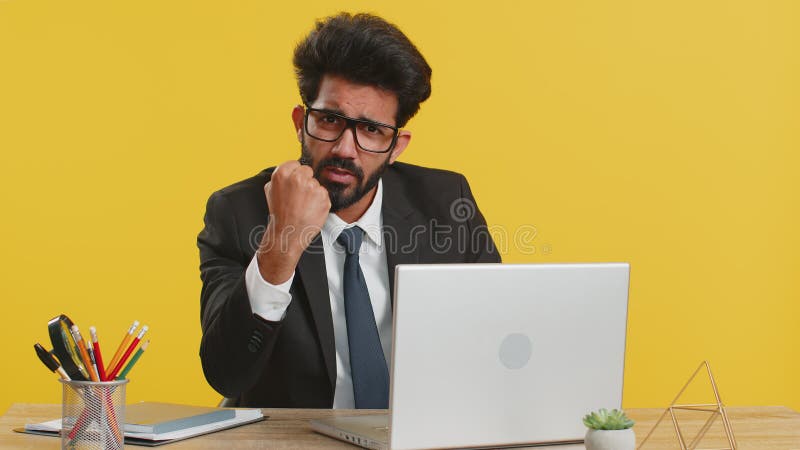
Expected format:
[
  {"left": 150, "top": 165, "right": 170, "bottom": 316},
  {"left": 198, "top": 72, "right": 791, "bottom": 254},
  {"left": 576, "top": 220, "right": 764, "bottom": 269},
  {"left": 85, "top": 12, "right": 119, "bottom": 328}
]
[{"left": 584, "top": 428, "right": 635, "bottom": 450}]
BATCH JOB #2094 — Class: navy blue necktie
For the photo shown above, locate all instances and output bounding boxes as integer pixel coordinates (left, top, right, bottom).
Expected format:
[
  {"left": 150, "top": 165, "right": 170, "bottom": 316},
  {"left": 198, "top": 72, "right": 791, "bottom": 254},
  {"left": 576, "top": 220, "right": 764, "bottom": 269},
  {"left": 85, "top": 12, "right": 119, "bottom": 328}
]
[{"left": 337, "top": 226, "right": 389, "bottom": 409}]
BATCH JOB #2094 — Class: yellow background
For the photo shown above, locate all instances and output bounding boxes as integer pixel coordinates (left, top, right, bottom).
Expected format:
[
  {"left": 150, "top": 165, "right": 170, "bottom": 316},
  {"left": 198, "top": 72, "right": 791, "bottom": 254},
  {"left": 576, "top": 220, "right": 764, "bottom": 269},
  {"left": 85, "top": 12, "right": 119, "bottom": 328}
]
[{"left": 0, "top": 0, "right": 797, "bottom": 415}]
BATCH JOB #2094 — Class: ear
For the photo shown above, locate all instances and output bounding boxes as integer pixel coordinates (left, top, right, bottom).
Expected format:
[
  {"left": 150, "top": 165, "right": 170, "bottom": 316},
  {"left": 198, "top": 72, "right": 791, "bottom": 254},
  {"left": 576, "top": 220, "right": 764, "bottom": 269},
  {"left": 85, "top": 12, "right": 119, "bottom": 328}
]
[
  {"left": 388, "top": 130, "right": 411, "bottom": 164},
  {"left": 291, "top": 105, "right": 305, "bottom": 143}
]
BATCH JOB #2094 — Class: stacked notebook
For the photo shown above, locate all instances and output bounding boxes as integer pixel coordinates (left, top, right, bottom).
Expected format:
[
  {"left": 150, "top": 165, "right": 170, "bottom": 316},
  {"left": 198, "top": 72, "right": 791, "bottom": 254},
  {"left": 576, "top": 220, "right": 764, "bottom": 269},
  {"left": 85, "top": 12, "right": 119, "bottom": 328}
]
[{"left": 19, "top": 402, "right": 265, "bottom": 446}]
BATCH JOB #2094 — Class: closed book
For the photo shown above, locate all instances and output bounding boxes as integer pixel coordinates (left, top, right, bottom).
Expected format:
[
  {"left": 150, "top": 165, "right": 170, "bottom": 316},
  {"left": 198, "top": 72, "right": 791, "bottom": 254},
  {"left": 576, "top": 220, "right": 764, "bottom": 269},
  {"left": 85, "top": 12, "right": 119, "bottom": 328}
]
[
  {"left": 124, "top": 402, "right": 236, "bottom": 434},
  {"left": 20, "top": 404, "right": 266, "bottom": 446}
]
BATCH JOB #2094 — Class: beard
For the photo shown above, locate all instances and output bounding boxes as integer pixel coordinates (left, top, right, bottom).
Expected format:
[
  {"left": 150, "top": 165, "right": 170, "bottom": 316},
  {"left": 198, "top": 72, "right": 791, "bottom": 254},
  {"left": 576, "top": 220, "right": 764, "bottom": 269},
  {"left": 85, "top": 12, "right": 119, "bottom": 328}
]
[{"left": 300, "top": 142, "right": 390, "bottom": 212}]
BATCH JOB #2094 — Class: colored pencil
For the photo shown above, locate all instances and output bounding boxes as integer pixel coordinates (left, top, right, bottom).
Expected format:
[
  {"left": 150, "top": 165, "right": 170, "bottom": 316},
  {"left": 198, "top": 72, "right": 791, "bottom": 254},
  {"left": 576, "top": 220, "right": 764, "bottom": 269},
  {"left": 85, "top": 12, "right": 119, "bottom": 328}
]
[
  {"left": 107, "top": 325, "right": 148, "bottom": 380},
  {"left": 106, "top": 320, "right": 138, "bottom": 375},
  {"left": 71, "top": 325, "right": 98, "bottom": 382},
  {"left": 89, "top": 326, "right": 107, "bottom": 381},
  {"left": 116, "top": 339, "right": 149, "bottom": 380}
]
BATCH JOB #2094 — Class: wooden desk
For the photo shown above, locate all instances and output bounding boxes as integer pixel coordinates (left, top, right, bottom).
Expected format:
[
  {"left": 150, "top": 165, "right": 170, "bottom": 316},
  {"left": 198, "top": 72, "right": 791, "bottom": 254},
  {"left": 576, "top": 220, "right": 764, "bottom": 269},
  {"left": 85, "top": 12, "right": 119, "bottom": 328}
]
[{"left": 1, "top": 403, "right": 797, "bottom": 449}]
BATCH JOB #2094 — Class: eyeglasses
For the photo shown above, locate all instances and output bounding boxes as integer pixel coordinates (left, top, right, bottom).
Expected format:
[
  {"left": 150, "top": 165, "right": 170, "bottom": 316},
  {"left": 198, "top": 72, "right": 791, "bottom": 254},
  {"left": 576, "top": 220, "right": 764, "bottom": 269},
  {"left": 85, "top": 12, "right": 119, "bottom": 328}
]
[{"left": 304, "top": 106, "right": 399, "bottom": 154}]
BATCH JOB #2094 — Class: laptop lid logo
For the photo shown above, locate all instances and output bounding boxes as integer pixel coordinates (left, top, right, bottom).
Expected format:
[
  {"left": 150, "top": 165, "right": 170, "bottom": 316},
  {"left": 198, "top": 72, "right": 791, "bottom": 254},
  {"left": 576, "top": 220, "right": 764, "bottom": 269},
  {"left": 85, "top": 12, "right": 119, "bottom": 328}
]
[{"left": 498, "top": 333, "right": 532, "bottom": 369}]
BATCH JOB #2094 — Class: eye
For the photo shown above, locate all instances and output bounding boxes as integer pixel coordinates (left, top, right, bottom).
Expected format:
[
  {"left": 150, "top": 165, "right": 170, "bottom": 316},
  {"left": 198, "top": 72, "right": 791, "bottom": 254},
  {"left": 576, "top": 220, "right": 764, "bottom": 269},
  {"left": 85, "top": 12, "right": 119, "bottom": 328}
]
[
  {"left": 322, "top": 114, "right": 339, "bottom": 124},
  {"left": 359, "top": 122, "right": 386, "bottom": 136}
]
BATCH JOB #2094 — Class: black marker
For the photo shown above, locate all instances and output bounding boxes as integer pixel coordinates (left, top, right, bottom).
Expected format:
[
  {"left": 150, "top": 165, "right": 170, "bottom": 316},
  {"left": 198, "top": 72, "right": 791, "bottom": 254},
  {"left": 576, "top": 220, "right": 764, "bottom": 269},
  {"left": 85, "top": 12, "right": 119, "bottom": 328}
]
[{"left": 34, "top": 343, "right": 71, "bottom": 380}]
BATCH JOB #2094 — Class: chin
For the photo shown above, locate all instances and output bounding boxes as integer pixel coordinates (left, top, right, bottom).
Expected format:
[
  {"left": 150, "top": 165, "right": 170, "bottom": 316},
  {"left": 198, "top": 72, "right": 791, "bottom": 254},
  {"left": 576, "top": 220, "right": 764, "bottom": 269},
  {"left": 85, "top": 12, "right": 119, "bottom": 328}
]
[
  {"left": 329, "top": 188, "right": 365, "bottom": 213},
  {"left": 321, "top": 178, "right": 353, "bottom": 193}
]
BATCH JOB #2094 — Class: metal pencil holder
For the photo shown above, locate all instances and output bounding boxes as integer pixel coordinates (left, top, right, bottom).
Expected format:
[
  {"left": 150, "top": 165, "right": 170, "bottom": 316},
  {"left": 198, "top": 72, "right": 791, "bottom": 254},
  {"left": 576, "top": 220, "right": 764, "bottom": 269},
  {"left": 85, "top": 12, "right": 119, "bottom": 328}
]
[{"left": 59, "top": 378, "right": 128, "bottom": 450}]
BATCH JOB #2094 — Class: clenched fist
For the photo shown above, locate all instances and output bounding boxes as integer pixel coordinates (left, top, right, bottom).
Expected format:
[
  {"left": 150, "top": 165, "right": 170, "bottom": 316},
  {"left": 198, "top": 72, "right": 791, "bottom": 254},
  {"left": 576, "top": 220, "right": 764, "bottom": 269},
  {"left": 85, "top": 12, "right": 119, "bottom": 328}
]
[{"left": 256, "top": 160, "right": 331, "bottom": 284}]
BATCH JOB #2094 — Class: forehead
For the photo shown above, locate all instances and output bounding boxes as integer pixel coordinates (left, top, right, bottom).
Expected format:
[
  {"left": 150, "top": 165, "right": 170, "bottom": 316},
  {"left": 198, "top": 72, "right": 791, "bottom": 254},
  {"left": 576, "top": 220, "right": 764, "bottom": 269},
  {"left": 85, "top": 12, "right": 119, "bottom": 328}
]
[{"left": 310, "top": 75, "right": 399, "bottom": 125}]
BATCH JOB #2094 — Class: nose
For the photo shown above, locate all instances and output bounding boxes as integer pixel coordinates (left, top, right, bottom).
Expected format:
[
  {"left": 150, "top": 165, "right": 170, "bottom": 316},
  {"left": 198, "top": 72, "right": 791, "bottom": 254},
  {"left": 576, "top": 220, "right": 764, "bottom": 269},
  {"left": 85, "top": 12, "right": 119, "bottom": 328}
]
[{"left": 330, "top": 124, "right": 359, "bottom": 159}]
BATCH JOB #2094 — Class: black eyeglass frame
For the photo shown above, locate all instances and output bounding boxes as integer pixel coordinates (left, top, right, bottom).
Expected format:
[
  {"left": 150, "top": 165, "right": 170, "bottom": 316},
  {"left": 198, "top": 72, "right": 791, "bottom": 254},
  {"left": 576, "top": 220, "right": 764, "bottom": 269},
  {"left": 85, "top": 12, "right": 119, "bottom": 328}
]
[{"left": 303, "top": 105, "right": 400, "bottom": 154}]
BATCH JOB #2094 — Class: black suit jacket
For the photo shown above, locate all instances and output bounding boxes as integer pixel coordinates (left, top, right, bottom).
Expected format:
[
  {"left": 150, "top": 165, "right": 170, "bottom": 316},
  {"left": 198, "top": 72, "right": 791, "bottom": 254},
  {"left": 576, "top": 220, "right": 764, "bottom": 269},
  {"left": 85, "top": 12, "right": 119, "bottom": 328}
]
[{"left": 198, "top": 162, "right": 500, "bottom": 407}]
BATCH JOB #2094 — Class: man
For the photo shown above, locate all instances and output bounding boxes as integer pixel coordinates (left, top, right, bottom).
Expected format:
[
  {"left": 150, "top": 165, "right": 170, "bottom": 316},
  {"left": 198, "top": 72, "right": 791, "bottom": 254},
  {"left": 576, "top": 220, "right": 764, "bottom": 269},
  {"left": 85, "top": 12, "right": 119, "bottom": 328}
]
[{"left": 198, "top": 12, "right": 500, "bottom": 409}]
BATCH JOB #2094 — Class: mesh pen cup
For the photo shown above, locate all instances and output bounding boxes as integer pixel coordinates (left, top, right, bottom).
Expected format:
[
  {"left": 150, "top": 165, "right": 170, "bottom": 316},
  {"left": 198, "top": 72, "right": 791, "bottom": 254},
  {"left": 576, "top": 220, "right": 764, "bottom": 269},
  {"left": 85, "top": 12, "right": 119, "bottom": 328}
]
[{"left": 59, "top": 379, "right": 128, "bottom": 450}]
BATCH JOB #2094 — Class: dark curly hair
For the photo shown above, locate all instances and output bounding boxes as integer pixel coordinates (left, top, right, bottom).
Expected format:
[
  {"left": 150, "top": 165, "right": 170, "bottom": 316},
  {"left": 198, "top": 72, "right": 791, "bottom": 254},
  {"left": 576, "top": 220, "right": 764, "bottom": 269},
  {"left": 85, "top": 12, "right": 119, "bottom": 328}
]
[{"left": 293, "top": 12, "right": 432, "bottom": 128}]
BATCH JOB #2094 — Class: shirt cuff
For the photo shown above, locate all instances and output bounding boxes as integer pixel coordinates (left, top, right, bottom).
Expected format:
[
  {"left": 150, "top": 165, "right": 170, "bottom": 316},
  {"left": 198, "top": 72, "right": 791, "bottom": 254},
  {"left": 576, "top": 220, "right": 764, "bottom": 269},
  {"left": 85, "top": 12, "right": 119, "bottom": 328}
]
[{"left": 245, "top": 254, "right": 294, "bottom": 322}]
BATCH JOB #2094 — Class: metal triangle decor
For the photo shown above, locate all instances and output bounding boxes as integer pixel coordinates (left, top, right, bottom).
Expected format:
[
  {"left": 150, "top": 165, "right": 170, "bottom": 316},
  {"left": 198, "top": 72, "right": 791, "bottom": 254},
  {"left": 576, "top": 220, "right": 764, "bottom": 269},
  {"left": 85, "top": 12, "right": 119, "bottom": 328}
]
[{"left": 638, "top": 361, "right": 737, "bottom": 450}]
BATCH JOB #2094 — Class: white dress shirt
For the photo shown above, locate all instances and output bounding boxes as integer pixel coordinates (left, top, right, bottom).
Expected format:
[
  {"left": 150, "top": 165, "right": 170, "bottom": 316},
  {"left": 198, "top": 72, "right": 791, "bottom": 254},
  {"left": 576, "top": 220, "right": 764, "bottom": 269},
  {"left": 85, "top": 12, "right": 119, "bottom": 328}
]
[{"left": 245, "top": 180, "right": 392, "bottom": 409}]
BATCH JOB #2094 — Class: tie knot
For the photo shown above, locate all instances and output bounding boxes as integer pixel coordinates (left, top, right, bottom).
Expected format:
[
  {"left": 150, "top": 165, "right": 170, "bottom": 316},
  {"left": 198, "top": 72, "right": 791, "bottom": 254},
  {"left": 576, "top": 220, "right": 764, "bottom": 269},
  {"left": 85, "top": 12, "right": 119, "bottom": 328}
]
[{"left": 337, "top": 226, "right": 364, "bottom": 255}]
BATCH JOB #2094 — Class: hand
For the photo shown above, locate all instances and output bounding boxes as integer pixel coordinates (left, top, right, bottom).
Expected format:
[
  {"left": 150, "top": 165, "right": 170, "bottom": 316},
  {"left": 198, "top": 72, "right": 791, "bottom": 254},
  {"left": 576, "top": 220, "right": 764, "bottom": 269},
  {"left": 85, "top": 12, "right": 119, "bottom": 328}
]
[{"left": 256, "top": 161, "right": 331, "bottom": 284}]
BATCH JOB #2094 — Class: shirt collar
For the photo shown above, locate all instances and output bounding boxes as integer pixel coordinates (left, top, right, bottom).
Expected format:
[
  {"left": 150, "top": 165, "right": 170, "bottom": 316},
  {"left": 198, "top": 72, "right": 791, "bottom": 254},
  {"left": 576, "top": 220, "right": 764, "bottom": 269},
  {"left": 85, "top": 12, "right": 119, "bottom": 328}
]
[{"left": 322, "top": 179, "right": 383, "bottom": 247}]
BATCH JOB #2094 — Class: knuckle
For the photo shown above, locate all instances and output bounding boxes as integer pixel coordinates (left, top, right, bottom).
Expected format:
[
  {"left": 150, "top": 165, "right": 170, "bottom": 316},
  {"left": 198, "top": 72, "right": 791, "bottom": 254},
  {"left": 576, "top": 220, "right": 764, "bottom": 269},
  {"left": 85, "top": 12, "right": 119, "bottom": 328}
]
[
  {"left": 274, "top": 161, "right": 298, "bottom": 180},
  {"left": 320, "top": 190, "right": 331, "bottom": 204},
  {"left": 291, "top": 171, "right": 307, "bottom": 186},
  {"left": 297, "top": 165, "right": 314, "bottom": 177}
]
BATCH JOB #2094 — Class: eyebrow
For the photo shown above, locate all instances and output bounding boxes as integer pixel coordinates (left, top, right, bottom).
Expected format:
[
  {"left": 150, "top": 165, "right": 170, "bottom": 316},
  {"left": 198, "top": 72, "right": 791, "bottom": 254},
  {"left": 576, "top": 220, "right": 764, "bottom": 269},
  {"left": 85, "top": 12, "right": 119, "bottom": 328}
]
[{"left": 313, "top": 106, "right": 390, "bottom": 126}]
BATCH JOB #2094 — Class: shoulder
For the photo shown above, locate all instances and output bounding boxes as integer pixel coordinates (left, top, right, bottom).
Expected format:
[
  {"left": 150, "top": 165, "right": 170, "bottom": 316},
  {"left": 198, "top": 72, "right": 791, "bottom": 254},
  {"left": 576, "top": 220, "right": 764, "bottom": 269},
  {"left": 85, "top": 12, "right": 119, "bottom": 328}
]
[
  {"left": 383, "top": 162, "right": 469, "bottom": 203},
  {"left": 382, "top": 162, "right": 474, "bottom": 218},
  {"left": 206, "top": 168, "right": 274, "bottom": 210},
  {"left": 213, "top": 168, "right": 273, "bottom": 197},
  {"left": 384, "top": 161, "right": 467, "bottom": 186}
]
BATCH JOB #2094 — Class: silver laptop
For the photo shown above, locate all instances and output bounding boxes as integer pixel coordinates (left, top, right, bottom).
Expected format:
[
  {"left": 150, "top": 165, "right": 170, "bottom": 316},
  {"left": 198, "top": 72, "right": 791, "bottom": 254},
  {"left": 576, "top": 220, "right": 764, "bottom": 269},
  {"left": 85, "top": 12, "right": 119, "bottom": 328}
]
[{"left": 311, "top": 263, "right": 630, "bottom": 450}]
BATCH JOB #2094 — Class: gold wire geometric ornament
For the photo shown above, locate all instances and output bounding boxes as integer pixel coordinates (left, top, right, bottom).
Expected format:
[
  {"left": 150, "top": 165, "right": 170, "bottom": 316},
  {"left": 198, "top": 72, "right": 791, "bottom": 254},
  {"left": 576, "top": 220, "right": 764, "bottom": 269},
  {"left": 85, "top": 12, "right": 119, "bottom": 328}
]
[{"left": 638, "top": 361, "right": 737, "bottom": 450}]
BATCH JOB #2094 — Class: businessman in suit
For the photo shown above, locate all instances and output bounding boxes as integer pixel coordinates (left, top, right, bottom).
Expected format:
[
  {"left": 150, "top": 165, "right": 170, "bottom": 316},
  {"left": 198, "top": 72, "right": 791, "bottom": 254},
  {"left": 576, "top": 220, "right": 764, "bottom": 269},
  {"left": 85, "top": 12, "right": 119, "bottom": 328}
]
[{"left": 198, "top": 13, "right": 500, "bottom": 409}]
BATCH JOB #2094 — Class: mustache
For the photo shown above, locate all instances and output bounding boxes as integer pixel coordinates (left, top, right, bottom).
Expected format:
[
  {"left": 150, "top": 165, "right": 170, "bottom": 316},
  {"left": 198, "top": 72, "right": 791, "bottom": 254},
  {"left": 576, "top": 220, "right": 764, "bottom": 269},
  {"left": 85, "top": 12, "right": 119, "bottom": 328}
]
[{"left": 317, "top": 157, "right": 364, "bottom": 179}]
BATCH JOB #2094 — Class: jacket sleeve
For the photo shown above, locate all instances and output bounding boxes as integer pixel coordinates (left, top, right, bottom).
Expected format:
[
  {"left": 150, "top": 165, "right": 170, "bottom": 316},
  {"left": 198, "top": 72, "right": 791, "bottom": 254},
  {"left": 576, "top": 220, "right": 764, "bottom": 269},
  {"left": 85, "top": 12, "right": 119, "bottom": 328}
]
[
  {"left": 458, "top": 174, "right": 502, "bottom": 263},
  {"left": 197, "top": 190, "right": 282, "bottom": 398}
]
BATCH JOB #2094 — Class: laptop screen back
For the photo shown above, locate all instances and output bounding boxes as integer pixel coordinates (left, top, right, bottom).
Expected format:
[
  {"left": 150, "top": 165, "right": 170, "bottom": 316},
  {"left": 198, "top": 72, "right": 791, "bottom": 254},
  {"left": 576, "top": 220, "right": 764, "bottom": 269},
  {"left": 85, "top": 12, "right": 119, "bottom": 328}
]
[{"left": 388, "top": 263, "right": 630, "bottom": 450}]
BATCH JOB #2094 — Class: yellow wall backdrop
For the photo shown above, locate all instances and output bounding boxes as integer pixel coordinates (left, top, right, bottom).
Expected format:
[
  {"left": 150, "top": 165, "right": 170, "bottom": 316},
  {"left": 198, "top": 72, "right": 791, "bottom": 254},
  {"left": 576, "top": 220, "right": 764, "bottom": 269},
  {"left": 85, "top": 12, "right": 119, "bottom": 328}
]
[{"left": 1, "top": 0, "right": 797, "bottom": 414}]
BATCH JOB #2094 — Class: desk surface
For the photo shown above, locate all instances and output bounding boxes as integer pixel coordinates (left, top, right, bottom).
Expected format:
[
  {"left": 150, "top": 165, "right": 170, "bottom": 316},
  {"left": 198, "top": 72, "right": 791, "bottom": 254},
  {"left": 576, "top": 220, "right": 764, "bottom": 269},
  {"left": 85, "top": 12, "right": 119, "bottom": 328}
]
[{"left": 1, "top": 403, "right": 797, "bottom": 449}]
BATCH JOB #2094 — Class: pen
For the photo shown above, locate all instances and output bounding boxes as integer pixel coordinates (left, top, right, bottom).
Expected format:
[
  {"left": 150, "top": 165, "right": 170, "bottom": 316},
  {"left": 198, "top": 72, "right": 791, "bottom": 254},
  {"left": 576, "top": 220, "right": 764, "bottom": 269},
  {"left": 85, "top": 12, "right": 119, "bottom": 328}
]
[
  {"left": 107, "top": 325, "right": 148, "bottom": 380},
  {"left": 106, "top": 320, "right": 138, "bottom": 375},
  {"left": 85, "top": 338, "right": 100, "bottom": 382},
  {"left": 34, "top": 343, "right": 71, "bottom": 380},
  {"left": 89, "top": 326, "right": 107, "bottom": 381},
  {"left": 116, "top": 339, "right": 149, "bottom": 380},
  {"left": 71, "top": 325, "right": 99, "bottom": 382}
]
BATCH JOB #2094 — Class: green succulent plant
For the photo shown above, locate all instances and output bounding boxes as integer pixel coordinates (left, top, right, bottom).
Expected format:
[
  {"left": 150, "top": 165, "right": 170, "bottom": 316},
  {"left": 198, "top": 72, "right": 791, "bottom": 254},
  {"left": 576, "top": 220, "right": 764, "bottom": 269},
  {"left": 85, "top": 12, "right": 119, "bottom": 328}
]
[{"left": 582, "top": 408, "right": 635, "bottom": 430}]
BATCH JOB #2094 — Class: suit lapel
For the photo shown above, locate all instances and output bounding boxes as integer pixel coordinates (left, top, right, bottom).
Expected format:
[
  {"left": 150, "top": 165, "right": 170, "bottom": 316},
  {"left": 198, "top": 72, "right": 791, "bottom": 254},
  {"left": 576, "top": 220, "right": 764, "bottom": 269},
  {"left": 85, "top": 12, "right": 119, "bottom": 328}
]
[
  {"left": 382, "top": 168, "right": 422, "bottom": 303},
  {"left": 296, "top": 235, "right": 337, "bottom": 391}
]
